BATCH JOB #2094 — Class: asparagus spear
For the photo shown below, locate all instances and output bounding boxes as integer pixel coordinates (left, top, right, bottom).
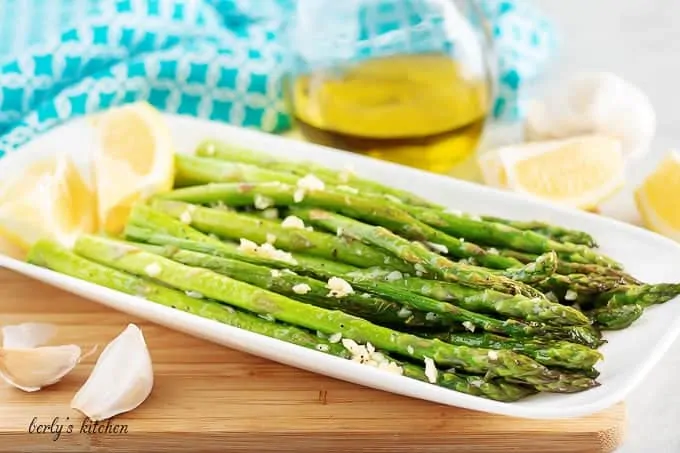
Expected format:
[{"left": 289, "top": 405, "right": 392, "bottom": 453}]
[
  {"left": 175, "top": 154, "right": 300, "bottom": 187},
  {"left": 174, "top": 157, "right": 553, "bottom": 276},
  {"left": 346, "top": 267, "right": 589, "bottom": 326},
  {"left": 74, "top": 234, "right": 589, "bottom": 389},
  {"left": 595, "top": 283, "right": 680, "bottom": 308},
  {"left": 128, "top": 206, "right": 605, "bottom": 347},
  {"left": 151, "top": 199, "right": 545, "bottom": 297},
  {"left": 126, "top": 224, "right": 360, "bottom": 277},
  {"left": 517, "top": 371, "right": 598, "bottom": 393},
  {"left": 28, "top": 239, "right": 531, "bottom": 402},
  {"left": 496, "top": 249, "right": 640, "bottom": 284},
  {"left": 127, "top": 231, "right": 601, "bottom": 345},
  {"left": 426, "top": 332, "right": 601, "bottom": 371},
  {"left": 148, "top": 199, "right": 413, "bottom": 272},
  {"left": 154, "top": 182, "right": 530, "bottom": 271},
  {"left": 193, "top": 140, "right": 597, "bottom": 253},
  {"left": 27, "top": 239, "right": 348, "bottom": 358},
  {"left": 534, "top": 273, "right": 627, "bottom": 297},
  {"left": 587, "top": 304, "right": 644, "bottom": 330},
  {"left": 262, "top": 209, "right": 553, "bottom": 284},
  {"left": 141, "top": 241, "right": 589, "bottom": 338},
  {"left": 404, "top": 205, "right": 621, "bottom": 269},
  {"left": 549, "top": 366, "right": 600, "bottom": 380},
  {"left": 479, "top": 216, "right": 597, "bottom": 247},
  {"left": 533, "top": 324, "right": 604, "bottom": 349},
  {"left": 500, "top": 251, "right": 558, "bottom": 284},
  {"left": 466, "top": 256, "right": 627, "bottom": 297},
  {"left": 195, "top": 139, "right": 440, "bottom": 208},
  {"left": 133, "top": 242, "right": 445, "bottom": 328},
  {"left": 126, "top": 209, "right": 604, "bottom": 342},
  {"left": 126, "top": 205, "right": 364, "bottom": 277},
  {"left": 348, "top": 276, "right": 601, "bottom": 345},
  {"left": 289, "top": 207, "right": 545, "bottom": 298},
  {"left": 396, "top": 361, "right": 535, "bottom": 402}
]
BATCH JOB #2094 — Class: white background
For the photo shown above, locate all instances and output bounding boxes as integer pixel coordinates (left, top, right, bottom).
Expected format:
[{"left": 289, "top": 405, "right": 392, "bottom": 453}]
[{"left": 537, "top": 1, "right": 679, "bottom": 451}]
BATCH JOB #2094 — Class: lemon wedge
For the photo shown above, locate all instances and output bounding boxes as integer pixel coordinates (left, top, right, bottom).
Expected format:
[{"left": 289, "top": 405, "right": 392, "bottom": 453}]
[
  {"left": 479, "top": 135, "right": 625, "bottom": 210},
  {"left": 0, "top": 153, "right": 96, "bottom": 258},
  {"left": 90, "top": 102, "right": 175, "bottom": 234},
  {"left": 635, "top": 150, "right": 680, "bottom": 242}
]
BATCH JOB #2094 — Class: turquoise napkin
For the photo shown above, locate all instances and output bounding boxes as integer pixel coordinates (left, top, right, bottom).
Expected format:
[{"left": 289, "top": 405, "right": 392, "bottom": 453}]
[{"left": 0, "top": 0, "right": 556, "bottom": 158}]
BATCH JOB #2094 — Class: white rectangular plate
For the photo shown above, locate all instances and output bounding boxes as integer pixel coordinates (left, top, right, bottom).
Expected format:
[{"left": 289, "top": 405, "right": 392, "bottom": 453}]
[{"left": 2, "top": 114, "right": 680, "bottom": 420}]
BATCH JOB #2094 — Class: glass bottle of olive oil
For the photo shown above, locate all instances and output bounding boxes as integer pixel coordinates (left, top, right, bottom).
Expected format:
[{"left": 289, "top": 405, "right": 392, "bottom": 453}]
[{"left": 286, "top": 0, "right": 493, "bottom": 178}]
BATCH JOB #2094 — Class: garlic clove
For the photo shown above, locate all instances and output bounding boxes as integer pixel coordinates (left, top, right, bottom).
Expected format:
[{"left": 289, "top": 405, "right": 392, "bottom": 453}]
[
  {"left": 1, "top": 323, "right": 57, "bottom": 349},
  {"left": 525, "top": 71, "right": 656, "bottom": 159},
  {"left": 0, "top": 345, "right": 82, "bottom": 392},
  {"left": 71, "top": 324, "right": 153, "bottom": 421}
]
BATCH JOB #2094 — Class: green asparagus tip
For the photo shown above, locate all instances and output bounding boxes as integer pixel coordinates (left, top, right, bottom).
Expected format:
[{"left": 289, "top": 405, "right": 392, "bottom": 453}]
[{"left": 589, "top": 304, "right": 644, "bottom": 330}]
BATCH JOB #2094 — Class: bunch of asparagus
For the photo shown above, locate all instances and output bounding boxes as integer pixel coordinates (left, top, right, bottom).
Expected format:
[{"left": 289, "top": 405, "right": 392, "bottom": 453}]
[{"left": 26, "top": 138, "right": 680, "bottom": 403}]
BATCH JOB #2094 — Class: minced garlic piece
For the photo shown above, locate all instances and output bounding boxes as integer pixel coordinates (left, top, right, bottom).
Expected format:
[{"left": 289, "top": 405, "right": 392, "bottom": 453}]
[
  {"left": 297, "top": 174, "right": 325, "bottom": 191},
  {"left": 338, "top": 165, "right": 356, "bottom": 183},
  {"left": 462, "top": 321, "right": 475, "bottom": 332},
  {"left": 341, "top": 339, "right": 403, "bottom": 375},
  {"left": 326, "top": 277, "right": 354, "bottom": 298},
  {"left": 281, "top": 215, "right": 306, "bottom": 229},
  {"left": 385, "top": 271, "right": 403, "bottom": 282},
  {"left": 565, "top": 289, "right": 578, "bottom": 301},
  {"left": 425, "top": 312, "right": 438, "bottom": 322},
  {"left": 293, "top": 174, "right": 325, "bottom": 203},
  {"left": 144, "top": 263, "right": 161, "bottom": 277},
  {"left": 179, "top": 209, "right": 193, "bottom": 224},
  {"left": 426, "top": 242, "right": 449, "bottom": 254},
  {"left": 292, "top": 283, "right": 311, "bottom": 295},
  {"left": 237, "top": 238, "right": 297, "bottom": 264},
  {"left": 398, "top": 307, "right": 413, "bottom": 319},
  {"left": 258, "top": 243, "right": 296, "bottom": 262},
  {"left": 238, "top": 238, "right": 259, "bottom": 253},
  {"left": 424, "top": 357, "right": 438, "bottom": 383},
  {"left": 254, "top": 194, "right": 274, "bottom": 210},
  {"left": 293, "top": 188, "right": 305, "bottom": 203}
]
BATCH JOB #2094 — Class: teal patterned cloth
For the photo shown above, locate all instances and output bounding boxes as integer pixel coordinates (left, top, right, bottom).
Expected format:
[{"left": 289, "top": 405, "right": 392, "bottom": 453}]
[{"left": 0, "top": 0, "right": 557, "bottom": 158}]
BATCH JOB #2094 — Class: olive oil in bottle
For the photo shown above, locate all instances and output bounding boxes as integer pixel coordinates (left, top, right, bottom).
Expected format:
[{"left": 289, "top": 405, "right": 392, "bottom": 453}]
[{"left": 290, "top": 53, "right": 490, "bottom": 176}]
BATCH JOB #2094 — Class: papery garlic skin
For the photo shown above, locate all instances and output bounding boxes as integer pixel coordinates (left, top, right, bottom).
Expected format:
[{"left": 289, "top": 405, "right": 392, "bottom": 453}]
[
  {"left": 0, "top": 345, "right": 82, "bottom": 392},
  {"left": 0, "top": 322, "right": 86, "bottom": 392},
  {"left": 71, "top": 324, "right": 153, "bottom": 421},
  {"left": 525, "top": 71, "right": 656, "bottom": 159},
  {"left": 1, "top": 323, "right": 57, "bottom": 349}
]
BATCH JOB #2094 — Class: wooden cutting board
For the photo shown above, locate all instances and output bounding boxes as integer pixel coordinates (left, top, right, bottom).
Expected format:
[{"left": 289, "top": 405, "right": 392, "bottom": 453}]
[{"left": 0, "top": 268, "right": 626, "bottom": 453}]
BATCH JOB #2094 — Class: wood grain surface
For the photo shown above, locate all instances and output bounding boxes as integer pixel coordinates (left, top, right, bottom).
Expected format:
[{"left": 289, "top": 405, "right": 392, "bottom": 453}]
[{"left": 0, "top": 268, "right": 626, "bottom": 452}]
